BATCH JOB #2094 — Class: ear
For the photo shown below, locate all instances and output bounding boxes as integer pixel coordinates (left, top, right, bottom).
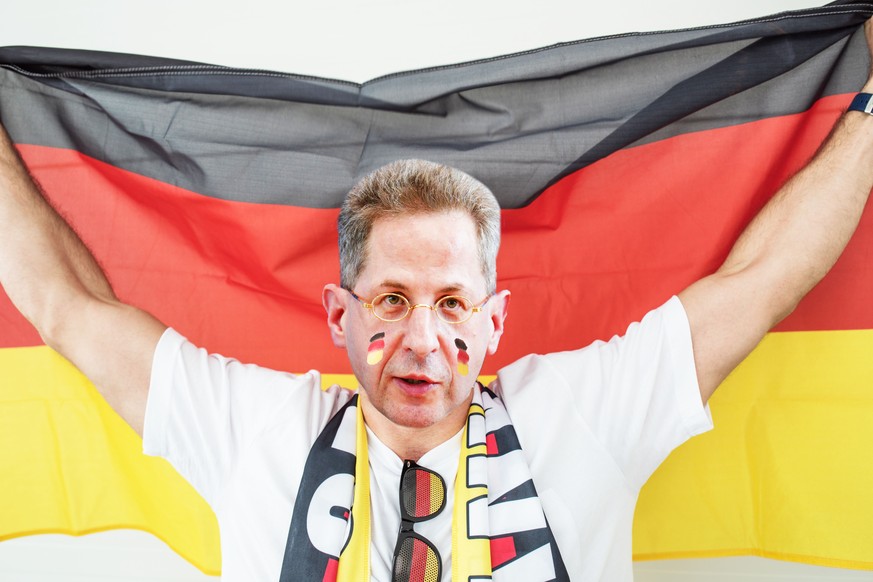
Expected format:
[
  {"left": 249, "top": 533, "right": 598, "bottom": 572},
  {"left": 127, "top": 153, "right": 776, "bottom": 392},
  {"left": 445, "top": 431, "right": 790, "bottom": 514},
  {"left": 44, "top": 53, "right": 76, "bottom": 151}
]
[
  {"left": 486, "top": 289, "right": 511, "bottom": 355},
  {"left": 322, "top": 284, "right": 349, "bottom": 349}
]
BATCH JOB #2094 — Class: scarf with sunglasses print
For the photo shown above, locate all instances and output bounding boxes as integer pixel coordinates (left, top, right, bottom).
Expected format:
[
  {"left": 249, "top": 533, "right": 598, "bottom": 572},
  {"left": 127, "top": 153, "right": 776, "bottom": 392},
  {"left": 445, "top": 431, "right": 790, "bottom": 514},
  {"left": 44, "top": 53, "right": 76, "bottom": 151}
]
[{"left": 278, "top": 384, "right": 569, "bottom": 581}]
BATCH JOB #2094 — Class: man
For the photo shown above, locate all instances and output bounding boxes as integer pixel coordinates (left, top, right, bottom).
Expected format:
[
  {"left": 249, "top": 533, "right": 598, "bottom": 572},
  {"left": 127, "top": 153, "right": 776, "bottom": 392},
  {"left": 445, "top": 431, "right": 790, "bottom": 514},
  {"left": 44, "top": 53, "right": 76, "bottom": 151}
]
[{"left": 2, "top": 22, "right": 873, "bottom": 581}]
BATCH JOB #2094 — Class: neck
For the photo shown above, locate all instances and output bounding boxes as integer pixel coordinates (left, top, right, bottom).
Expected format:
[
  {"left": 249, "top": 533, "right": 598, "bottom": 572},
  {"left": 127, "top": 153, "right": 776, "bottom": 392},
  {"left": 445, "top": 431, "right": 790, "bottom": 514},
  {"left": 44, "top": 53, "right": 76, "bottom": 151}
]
[{"left": 359, "top": 391, "right": 471, "bottom": 462}]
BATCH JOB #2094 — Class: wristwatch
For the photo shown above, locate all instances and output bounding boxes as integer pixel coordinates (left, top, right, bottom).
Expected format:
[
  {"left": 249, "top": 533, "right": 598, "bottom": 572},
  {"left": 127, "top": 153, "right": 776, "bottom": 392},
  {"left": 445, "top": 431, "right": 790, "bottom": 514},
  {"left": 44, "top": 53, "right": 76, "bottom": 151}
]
[{"left": 848, "top": 92, "right": 873, "bottom": 115}]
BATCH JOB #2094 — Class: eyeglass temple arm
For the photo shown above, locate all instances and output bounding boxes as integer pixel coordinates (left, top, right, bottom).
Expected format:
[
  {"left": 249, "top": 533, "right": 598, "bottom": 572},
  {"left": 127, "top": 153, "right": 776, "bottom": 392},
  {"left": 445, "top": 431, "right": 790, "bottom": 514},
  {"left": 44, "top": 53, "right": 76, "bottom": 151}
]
[
  {"left": 472, "top": 294, "right": 494, "bottom": 312},
  {"left": 349, "top": 291, "right": 375, "bottom": 309}
]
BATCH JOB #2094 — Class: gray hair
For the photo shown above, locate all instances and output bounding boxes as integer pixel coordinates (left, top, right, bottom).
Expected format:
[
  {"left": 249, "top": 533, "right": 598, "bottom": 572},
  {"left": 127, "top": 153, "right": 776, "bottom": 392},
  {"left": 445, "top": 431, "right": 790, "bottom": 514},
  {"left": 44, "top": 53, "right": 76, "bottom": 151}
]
[{"left": 338, "top": 159, "right": 501, "bottom": 293}]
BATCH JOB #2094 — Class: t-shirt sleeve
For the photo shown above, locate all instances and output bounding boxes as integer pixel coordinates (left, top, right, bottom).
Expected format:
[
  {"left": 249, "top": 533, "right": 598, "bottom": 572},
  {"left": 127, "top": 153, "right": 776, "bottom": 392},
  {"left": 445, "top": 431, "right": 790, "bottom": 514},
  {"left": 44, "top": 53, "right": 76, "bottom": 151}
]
[
  {"left": 496, "top": 295, "right": 712, "bottom": 489},
  {"left": 142, "top": 328, "right": 341, "bottom": 504}
]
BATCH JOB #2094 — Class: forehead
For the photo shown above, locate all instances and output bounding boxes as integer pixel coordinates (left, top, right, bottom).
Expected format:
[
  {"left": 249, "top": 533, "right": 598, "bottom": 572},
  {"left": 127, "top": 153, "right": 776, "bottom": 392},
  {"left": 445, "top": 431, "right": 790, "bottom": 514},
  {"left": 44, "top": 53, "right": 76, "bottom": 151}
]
[{"left": 359, "top": 210, "right": 485, "bottom": 294}]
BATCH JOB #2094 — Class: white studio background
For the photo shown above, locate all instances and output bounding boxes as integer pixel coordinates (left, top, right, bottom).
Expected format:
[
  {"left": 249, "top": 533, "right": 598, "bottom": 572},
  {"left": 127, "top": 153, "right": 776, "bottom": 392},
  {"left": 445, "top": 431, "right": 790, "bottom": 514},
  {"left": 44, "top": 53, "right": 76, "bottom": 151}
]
[{"left": 2, "top": 0, "right": 872, "bottom": 580}]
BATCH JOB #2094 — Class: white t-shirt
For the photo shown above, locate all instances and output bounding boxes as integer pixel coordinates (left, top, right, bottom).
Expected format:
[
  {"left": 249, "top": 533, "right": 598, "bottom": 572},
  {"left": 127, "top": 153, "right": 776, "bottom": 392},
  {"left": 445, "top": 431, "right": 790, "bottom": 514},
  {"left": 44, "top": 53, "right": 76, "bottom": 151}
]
[{"left": 143, "top": 295, "right": 712, "bottom": 581}]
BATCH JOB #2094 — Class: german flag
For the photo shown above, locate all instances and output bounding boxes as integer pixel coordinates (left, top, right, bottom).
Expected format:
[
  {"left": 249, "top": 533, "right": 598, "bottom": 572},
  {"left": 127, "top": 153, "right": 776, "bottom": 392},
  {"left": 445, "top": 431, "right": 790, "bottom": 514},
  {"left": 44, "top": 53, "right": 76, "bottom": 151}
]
[{"left": 2, "top": 1, "right": 873, "bottom": 574}]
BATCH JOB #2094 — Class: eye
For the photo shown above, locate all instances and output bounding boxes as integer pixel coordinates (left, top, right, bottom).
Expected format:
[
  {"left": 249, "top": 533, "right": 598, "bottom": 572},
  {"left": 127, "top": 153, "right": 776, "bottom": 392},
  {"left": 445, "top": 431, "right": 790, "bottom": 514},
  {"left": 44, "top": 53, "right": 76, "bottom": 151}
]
[
  {"left": 371, "top": 293, "right": 409, "bottom": 321},
  {"left": 439, "top": 296, "right": 472, "bottom": 312},
  {"left": 442, "top": 297, "right": 461, "bottom": 310},
  {"left": 383, "top": 293, "right": 405, "bottom": 306},
  {"left": 374, "top": 293, "right": 408, "bottom": 313}
]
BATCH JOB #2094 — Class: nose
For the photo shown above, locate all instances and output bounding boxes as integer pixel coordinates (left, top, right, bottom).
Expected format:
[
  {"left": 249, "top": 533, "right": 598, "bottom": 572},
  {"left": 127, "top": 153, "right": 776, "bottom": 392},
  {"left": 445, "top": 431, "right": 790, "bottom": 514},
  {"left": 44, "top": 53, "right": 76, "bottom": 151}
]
[{"left": 401, "top": 304, "right": 441, "bottom": 356}]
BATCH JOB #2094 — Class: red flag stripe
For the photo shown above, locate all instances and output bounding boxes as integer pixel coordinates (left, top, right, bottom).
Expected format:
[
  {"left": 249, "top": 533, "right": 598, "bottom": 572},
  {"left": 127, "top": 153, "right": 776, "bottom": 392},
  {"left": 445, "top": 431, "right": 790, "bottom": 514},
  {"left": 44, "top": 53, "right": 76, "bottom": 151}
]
[{"left": 1, "top": 94, "right": 867, "bottom": 374}]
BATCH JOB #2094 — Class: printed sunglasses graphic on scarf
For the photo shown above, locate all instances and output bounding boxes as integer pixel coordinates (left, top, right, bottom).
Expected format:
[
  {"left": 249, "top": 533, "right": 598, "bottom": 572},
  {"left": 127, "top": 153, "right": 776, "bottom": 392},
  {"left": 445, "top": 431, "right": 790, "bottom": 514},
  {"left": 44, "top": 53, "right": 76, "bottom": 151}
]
[{"left": 392, "top": 460, "right": 446, "bottom": 582}]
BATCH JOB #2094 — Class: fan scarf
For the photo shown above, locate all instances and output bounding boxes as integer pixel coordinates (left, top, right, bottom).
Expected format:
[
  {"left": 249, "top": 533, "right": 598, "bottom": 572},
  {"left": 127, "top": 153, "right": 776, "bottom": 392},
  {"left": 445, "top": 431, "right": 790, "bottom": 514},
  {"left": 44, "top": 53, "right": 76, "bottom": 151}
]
[{"left": 279, "top": 384, "right": 569, "bottom": 581}]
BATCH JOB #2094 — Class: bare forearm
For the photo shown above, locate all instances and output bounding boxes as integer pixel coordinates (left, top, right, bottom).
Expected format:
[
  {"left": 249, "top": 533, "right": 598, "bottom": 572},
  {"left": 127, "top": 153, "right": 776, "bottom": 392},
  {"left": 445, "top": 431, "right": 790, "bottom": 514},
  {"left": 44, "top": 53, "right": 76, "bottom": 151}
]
[
  {"left": 680, "top": 72, "right": 873, "bottom": 403},
  {"left": 0, "top": 125, "right": 116, "bottom": 340},
  {"left": 717, "top": 105, "right": 873, "bottom": 324},
  {"left": 0, "top": 123, "right": 166, "bottom": 435}
]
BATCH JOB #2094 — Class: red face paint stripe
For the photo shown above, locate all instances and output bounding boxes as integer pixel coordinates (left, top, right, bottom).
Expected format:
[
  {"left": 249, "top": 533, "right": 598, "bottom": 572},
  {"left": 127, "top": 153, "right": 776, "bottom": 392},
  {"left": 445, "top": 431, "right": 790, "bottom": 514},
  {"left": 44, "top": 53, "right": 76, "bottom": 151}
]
[
  {"left": 368, "top": 340, "right": 385, "bottom": 351},
  {"left": 457, "top": 350, "right": 469, "bottom": 364}
]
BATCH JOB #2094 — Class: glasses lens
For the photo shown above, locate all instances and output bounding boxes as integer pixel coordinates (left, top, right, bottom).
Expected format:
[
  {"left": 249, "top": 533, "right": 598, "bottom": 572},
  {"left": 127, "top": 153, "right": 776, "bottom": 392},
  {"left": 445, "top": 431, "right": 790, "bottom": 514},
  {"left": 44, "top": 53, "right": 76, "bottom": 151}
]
[
  {"left": 400, "top": 463, "right": 446, "bottom": 520},
  {"left": 434, "top": 296, "right": 473, "bottom": 324},
  {"left": 392, "top": 533, "right": 441, "bottom": 582},
  {"left": 372, "top": 293, "right": 410, "bottom": 322}
]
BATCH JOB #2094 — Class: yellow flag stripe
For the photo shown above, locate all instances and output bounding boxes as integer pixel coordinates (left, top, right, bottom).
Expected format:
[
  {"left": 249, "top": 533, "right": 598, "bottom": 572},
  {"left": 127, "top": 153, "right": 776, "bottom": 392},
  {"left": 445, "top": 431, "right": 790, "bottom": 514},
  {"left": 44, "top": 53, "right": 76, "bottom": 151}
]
[
  {"left": 634, "top": 328, "right": 873, "bottom": 569},
  {"left": 1, "top": 328, "right": 871, "bottom": 573},
  {"left": 0, "top": 347, "right": 220, "bottom": 575}
]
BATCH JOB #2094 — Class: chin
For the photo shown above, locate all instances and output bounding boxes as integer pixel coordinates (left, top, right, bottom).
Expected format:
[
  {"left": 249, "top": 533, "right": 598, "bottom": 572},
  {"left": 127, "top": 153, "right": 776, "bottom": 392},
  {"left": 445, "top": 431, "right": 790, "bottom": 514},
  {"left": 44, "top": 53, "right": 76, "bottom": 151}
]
[
  {"left": 384, "top": 404, "right": 445, "bottom": 429},
  {"left": 360, "top": 376, "right": 473, "bottom": 434}
]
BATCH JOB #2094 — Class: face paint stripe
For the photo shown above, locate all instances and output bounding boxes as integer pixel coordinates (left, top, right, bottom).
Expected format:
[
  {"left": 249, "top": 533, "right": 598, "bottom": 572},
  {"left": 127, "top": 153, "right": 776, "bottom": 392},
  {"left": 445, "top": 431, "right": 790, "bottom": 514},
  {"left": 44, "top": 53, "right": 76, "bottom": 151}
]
[
  {"left": 367, "top": 332, "right": 385, "bottom": 365},
  {"left": 455, "top": 337, "right": 469, "bottom": 376}
]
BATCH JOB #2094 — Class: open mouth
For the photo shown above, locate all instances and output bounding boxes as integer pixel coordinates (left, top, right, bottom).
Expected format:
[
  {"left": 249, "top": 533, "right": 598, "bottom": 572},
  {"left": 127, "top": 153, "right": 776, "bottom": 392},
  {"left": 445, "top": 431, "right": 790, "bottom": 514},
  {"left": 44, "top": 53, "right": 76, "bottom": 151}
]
[
  {"left": 400, "top": 378, "right": 429, "bottom": 385},
  {"left": 394, "top": 373, "right": 439, "bottom": 390}
]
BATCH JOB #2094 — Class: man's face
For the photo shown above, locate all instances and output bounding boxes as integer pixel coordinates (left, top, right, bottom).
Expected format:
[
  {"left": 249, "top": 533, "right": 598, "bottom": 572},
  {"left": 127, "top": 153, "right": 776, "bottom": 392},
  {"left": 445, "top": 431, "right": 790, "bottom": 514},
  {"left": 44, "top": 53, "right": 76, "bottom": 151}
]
[{"left": 324, "top": 210, "right": 509, "bottom": 443}]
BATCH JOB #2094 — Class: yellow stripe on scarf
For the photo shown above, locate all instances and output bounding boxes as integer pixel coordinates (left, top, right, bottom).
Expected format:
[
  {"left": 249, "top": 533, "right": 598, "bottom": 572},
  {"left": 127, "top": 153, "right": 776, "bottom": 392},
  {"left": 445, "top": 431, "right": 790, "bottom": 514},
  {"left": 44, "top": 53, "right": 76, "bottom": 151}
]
[
  {"left": 453, "top": 400, "right": 492, "bottom": 580},
  {"left": 336, "top": 400, "right": 371, "bottom": 582}
]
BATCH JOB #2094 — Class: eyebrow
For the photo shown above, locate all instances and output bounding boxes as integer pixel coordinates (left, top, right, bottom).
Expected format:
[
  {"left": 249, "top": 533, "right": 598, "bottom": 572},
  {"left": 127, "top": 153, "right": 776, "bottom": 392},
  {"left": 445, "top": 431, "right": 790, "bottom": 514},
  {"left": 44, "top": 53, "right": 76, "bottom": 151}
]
[{"left": 378, "top": 280, "right": 468, "bottom": 295}]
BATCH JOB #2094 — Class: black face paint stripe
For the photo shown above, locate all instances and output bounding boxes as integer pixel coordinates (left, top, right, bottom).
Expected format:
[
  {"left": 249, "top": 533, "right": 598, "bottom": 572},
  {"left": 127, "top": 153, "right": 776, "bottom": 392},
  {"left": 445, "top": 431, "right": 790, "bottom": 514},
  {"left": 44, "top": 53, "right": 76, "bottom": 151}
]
[
  {"left": 454, "top": 338, "right": 467, "bottom": 350},
  {"left": 370, "top": 332, "right": 385, "bottom": 342}
]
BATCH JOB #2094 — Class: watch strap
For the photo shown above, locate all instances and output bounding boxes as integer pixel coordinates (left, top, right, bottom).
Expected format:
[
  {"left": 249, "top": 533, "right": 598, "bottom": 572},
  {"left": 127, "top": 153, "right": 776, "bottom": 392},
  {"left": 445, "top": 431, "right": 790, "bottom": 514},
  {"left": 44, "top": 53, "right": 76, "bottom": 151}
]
[{"left": 848, "top": 92, "right": 873, "bottom": 115}]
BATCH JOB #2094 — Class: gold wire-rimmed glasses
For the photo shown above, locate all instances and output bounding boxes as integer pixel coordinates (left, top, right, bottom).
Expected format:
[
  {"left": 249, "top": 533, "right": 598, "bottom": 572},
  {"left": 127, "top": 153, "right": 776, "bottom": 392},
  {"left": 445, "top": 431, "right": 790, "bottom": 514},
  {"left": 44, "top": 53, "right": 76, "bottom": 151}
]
[{"left": 348, "top": 290, "right": 491, "bottom": 324}]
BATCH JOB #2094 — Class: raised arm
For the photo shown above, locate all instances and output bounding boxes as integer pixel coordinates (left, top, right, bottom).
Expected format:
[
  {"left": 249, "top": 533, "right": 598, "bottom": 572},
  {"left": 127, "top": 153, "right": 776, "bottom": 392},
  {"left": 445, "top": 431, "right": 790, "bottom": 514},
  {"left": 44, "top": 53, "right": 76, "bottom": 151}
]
[
  {"left": 0, "top": 123, "right": 166, "bottom": 435},
  {"left": 679, "top": 22, "right": 873, "bottom": 405}
]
